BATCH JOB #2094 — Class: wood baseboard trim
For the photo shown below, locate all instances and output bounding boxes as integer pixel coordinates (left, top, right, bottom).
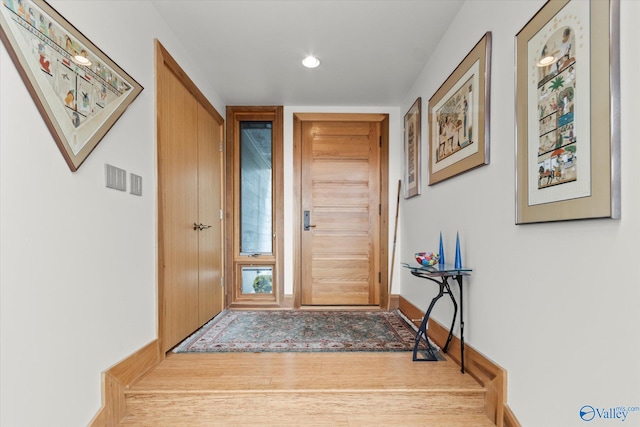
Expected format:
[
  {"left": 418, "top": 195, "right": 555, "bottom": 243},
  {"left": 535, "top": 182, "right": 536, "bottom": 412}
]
[
  {"left": 398, "top": 296, "right": 520, "bottom": 427},
  {"left": 88, "top": 340, "right": 161, "bottom": 427},
  {"left": 503, "top": 404, "right": 522, "bottom": 427},
  {"left": 389, "top": 294, "right": 400, "bottom": 310}
]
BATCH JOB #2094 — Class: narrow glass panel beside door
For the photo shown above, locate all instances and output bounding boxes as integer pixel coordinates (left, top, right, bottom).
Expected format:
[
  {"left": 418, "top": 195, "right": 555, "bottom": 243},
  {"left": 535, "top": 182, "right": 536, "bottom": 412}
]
[
  {"left": 241, "top": 266, "right": 274, "bottom": 295},
  {"left": 240, "top": 121, "right": 273, "bottom": 255},
  {"left": 227, "top": 106, "right": 283, "bottom": 307}
]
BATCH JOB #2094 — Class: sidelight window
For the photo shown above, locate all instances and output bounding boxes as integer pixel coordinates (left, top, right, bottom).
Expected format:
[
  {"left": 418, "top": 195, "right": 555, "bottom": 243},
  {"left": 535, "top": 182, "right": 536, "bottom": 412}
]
[
  {"left": 226, "top": 106, "right": 283, "bottom": 307},
  {"left": 239, "top": 121, "right": 273, "bottom": 255}
]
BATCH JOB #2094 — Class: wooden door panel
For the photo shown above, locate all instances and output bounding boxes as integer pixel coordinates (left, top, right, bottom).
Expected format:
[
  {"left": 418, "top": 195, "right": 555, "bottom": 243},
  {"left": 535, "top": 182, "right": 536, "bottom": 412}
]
[
  {"left": 309, "top": 121, "right": 372, "bottom": 136},
  {"left": 157, "top": 42, "right": 226, "bottom": 353},
  {"left": 197, "top": 103, "right": 224, "bottom": 325},
  {"left": 312, "top": 183, "right": 369, "bottom": 206},
  {"left": 160, "top": 67, "right": 199, "bottom": 350},
  {"left": 311, "top": 137, "right": 371, "bottom": 159},
  {"left": 308, "top": 281, "right": 371, "bottom": 305},
  {"left": 313, "top": 234, "right": 369, "bottom": 253},
  {"left": 312, "top": 160, "right": 370, "bottom": 181},
  {"left": 301, "top": 120, "right": 380, "bottom": 305},
  {"left": 313, "top": 257, "right": 369, "bottom": 282},
  {"left": 313, "top": 208, "right": 369, "bottom": 231}
]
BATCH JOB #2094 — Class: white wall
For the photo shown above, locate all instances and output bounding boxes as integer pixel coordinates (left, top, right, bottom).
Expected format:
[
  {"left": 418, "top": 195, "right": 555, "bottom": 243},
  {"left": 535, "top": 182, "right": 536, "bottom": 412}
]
[
  {"left": 0, "top": 1, "right": 224, "bottom": 426},
  {"left": 282, "top": 106, "right": 403, "bottom": 296},
  {"left": 399, "top": 1, "right": 640, "bottom": 426}
]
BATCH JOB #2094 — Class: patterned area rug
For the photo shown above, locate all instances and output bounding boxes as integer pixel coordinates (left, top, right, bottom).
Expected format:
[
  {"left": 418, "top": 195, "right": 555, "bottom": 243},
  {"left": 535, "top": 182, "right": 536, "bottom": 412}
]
[{"left": 173, "top": 310, "right": 420, "bottom": 353}]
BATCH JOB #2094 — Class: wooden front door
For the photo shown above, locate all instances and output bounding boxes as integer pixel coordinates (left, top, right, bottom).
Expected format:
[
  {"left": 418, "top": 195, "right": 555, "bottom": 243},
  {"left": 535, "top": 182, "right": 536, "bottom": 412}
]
[{"left": 298, "top": 116, "right": 385, "bottom": 305}]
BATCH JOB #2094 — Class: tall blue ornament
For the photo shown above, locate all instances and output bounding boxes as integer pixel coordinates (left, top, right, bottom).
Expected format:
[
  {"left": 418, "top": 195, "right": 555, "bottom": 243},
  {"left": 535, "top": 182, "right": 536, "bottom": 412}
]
[
  {"left": 438, "top": 232, "right": 445, "bottom": 265},
  {"left": 454, "top": 232, "right": 462, "bottom": 269}
]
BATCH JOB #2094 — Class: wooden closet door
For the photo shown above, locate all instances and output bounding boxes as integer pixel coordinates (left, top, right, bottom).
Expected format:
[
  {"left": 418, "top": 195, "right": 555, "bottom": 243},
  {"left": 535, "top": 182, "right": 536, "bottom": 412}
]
[
  {"left": 157, "top": 41, "right": 226, "bottom": 352},
  {"left": 197, "top": 103, "right": 224, "bottom": 325},
  {"left": 159, "top": 67, "right": 200, "bottom": 352}
]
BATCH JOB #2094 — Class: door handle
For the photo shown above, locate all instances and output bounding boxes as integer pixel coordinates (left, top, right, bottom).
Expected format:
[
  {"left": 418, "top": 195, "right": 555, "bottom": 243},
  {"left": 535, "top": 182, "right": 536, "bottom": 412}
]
[
  {"left": 303, "top": 210, "right": 316, "bottom": 231},
  {"left": 193, "top": 222, "right": 212, "bottom": 231}
]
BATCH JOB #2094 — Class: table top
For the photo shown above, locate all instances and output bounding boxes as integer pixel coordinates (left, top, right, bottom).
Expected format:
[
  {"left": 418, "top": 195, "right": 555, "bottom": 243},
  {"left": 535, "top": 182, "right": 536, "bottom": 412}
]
[{"left": 401, "top": 262, "right": 472, "bottom": 276}]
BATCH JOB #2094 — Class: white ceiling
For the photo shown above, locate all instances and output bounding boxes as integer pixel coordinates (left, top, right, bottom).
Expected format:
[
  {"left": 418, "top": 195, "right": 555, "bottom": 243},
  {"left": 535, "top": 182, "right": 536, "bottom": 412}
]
[{"left": 150, "top": 0, "right": 464, "bottom": 106}]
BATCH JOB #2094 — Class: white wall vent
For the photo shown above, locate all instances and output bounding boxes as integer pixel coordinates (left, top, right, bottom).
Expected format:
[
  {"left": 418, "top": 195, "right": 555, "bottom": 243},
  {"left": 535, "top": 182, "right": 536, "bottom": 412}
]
[
  {"left": 105, "top": 164, "right": 126, "bottom": 191},
  {"left": 130, "top": 173, "right": 142, "bottom": 196}
]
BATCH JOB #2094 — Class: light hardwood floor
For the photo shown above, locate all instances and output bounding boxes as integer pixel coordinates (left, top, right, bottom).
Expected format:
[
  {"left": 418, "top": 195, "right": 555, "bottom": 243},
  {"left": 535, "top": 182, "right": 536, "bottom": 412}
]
[{"left": 119, "top": 351, "right": 496, "bottom": 426}]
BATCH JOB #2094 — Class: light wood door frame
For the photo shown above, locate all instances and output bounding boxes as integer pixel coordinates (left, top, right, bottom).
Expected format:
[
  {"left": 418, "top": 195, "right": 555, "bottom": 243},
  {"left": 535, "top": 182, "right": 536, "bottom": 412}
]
[
  {"left": 156, "top": 40, "right": 225, "bottom": 353},
  {"left": 292, "top": 113, "right": 389, "bottom": 309}
]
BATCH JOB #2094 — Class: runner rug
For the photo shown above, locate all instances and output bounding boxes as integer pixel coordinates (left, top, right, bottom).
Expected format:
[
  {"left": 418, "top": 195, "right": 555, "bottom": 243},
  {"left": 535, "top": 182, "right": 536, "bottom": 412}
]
[{"left": 173, "top": 310, "right": 430, "bottom": 354}]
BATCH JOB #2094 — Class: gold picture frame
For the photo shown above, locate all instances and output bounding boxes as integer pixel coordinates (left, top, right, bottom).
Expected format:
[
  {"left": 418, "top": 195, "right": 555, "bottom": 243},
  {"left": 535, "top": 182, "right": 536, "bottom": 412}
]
[
  {"left": 404, "top": 97, "right": 421, "bottom": 198},
  {"left": 0, "top": 0, "right": 143, "bottom": 171},
  {"left": 428, "top": 32, "right": 491, "bottom": 185},
  {"left": 515, "top": 0, "right": 620, "bottom": 224}
]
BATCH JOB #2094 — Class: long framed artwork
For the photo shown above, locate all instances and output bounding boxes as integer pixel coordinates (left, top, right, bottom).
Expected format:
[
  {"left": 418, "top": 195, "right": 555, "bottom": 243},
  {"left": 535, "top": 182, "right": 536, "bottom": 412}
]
[
  {"left": 0, "top": 0, "right": 143, "bottom": 171},
  {"left": 428, "top": 32, "right": 491, "bottom": 185},
  {"left": 515, "top": 0, "right": 620, "bottom": 224},
  {"left": 404, "top": 97, "right": 421, "bottom": 198}
]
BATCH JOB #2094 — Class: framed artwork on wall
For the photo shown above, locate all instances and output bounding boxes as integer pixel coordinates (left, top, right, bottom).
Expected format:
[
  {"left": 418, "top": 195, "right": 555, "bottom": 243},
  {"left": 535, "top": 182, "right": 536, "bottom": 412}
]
[
  {"left": 515, "top": 0, "right": 620, "bottom": 224},
  {"left": 404, "top": 97, "right": 421, "bottom": 198},
  {"left": 428, "top": 32, "right": 491, "bottom": 185},
  {"left": 0, "top": 0, "right": 143, "bottom": 171}
]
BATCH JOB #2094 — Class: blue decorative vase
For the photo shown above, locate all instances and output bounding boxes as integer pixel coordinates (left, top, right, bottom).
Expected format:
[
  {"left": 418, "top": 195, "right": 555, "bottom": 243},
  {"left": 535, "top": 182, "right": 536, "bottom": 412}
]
[
  {"left": 438, "top": 232, "right": 445, "bottom": 265},
  {"left": 454, "top": 232, "right": 462, "bottom": 269}
]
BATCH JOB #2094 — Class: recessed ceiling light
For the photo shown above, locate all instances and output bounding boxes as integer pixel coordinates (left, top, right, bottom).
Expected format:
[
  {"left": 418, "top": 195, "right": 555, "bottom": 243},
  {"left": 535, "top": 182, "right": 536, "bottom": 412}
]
[{"left": 302, "top": 55, "right": 320, "bottom": 69}]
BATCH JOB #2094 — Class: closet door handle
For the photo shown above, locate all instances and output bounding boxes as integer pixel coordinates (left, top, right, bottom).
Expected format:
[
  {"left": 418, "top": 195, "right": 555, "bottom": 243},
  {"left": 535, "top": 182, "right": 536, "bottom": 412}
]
[
  {"left": 199, "top": 223, "right": 212, "bottom": 230},
  {"left": 193, "top": 222, "right": 200, "bottom": 231}
]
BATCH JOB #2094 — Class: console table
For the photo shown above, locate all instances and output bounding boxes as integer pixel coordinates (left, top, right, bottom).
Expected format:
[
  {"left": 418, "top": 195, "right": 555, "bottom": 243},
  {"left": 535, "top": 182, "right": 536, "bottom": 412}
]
[{"left": 402, "top": 262, "right": 471, "bottom": 373}]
